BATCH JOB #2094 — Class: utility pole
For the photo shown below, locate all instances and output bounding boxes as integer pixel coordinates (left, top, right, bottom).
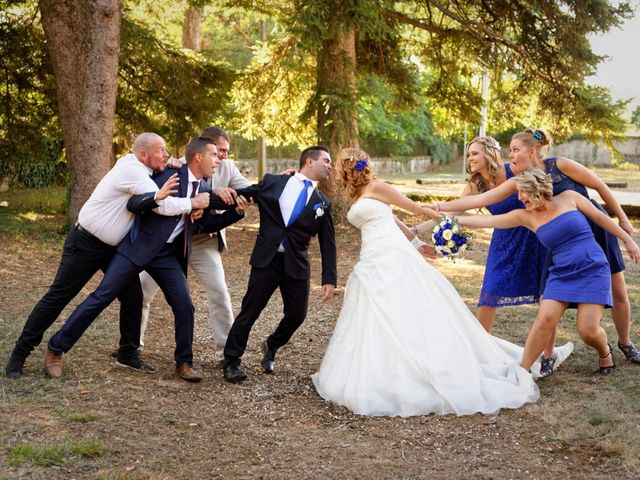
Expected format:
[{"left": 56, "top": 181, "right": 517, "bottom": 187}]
[
  {"left": 479, "top": 71, "right": 489, "bottom": 137},
  {"left": 462, "top": 124, "right": 468, "bottom": 175},
  {"left": 257, "top": 19, "right": 268, "bottom": 177}
]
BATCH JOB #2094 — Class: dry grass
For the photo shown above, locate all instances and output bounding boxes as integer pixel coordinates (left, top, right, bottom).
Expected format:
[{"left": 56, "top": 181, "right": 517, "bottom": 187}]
[{"left": 0, "top": 187, "right": 639, "bottom": 479}]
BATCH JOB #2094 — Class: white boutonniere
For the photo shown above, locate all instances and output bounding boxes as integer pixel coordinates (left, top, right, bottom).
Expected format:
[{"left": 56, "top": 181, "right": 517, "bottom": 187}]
[{"left": 314, "top": 201, "right": 327, "bottom": 219}]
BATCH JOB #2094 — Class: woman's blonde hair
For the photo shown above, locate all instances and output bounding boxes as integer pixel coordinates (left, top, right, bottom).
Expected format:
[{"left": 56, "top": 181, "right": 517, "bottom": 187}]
[
  {"left": 336, "top": 147, "right": 374, "bottom": 199},
  {"left": 466, "top": 136, "right": 502, "bottom": 193},
  {"left": 511, "top": 128, "right": 552, "bottom": 158},
  {"left": 514, "top": 168, "right": 553, "bottom": 208}
]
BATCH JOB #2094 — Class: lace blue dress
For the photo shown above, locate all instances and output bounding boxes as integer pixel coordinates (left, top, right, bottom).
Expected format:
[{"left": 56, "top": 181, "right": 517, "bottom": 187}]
[
  {"left": 478, "top": 164, "right": 548, "bottom": 307},
  {"left": 544, "top": 157, "right": 624, "bottom": 273}
]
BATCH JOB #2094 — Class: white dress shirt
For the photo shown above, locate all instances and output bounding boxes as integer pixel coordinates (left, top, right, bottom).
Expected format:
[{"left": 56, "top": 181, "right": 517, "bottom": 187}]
[
  {"left": 166, "top": 167, "right": 199, "bottom": 243},
  {"left": 77, "top": 153, "right": 192, "bottom": 246},
  {"left": 277, "top": 173, "right": 315, "bottom": 251}
]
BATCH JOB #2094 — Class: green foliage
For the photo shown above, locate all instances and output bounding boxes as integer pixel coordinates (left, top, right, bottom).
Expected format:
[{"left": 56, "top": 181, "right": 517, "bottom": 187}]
[
  {"left": 116, "top": 15, "right": 236, "bottom": 155},
  {"left": 229, "top": 35, "right": 317, "bottom": 147},
  {"left": 228, "top": 0, "right": 632, "bottom": 153},
  {"left": 0, "top": 4, "right": 66, "bottom": 188},
  {"left": 358, "top": 74, "right": 450, "bottom": 162},
  {"left": 632, "top": 105, "right": 640, "bottom": 130}
]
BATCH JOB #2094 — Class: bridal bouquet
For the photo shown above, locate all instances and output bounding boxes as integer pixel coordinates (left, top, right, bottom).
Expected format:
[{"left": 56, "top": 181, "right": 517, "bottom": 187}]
[{"left": 431, "top": 216, "right": 472, "bottom": 260}]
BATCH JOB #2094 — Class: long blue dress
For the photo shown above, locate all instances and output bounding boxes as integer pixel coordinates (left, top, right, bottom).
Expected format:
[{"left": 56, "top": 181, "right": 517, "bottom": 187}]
[
  {"left": 544, "top": 157, "right": 625, "bottom": 273},
  {"left": 536, "top": 210, "right": 612, "bottom": 307},
  {"left": 479, "top": 164, "right": 548, "bottom": 307}
]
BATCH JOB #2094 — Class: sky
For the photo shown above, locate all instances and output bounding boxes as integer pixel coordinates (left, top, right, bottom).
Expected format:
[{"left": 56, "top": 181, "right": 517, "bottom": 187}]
[{"left": 588, "top": 9, "right": 640, "bottom": 117}]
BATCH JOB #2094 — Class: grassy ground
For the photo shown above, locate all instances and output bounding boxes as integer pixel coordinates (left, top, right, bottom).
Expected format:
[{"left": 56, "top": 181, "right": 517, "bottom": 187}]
[{"left": 1, "top": 179, "right": 639, "bottom": 479}]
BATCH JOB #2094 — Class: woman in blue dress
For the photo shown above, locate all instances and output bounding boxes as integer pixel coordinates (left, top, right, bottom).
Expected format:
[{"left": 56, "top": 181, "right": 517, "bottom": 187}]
[
  {"left": 435, "top": 129, "right": 640, "bottom": 368},
  {"left": 457, "top": 169, "right": 640, "bottom": 375},
  {"left": 412, "top": 136, "right": 547, "bottom": 332}
]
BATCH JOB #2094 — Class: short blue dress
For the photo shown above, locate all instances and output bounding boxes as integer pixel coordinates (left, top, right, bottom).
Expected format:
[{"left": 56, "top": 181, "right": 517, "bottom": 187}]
[
  {"left": 544, "top": 157, "right": 625, "bottom": 273},
  {"left": 478, "top": 163, "right": 548, "bottom": 307},
  {"left": 536, "top": 210, "right": 612, "bottom": 307}
]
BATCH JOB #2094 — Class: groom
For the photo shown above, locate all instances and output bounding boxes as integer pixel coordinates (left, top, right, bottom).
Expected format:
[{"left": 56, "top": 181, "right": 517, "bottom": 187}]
[{"left": 223, "top": 146, "right": 337, "bottom": 382}]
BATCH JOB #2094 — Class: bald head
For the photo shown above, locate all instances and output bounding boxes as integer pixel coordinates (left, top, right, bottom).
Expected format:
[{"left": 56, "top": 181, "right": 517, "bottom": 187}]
[
  {"left": 133, "top": 133, "right": 164, "bottom": 156},
  {"left": 132, "top": 132, "right": 169, "bottom": 172}
]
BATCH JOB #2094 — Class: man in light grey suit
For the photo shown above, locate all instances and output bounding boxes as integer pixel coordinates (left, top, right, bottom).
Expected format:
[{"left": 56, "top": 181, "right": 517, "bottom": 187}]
[{"left": 139, "top": 127, "right": 251, "bottom": 357}]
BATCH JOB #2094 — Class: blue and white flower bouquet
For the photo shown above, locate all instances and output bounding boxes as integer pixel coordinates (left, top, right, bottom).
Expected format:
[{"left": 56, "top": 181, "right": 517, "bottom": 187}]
[{"left": 431, "top": 216, "right": 472, "bottom": 260}]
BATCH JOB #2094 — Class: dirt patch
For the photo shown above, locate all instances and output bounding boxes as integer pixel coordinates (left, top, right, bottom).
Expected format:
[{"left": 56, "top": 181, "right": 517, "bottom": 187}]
[{"left": 0, "top": 208, "right": 633, "bottom": 479}]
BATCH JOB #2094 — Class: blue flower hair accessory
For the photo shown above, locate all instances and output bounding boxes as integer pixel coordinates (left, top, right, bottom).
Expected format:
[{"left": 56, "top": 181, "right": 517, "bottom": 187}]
[
  {"left": 354, "top": 159, "right": 368, "bottom": 172},
  {"left": 532, "top": 130, "right": 543, "bottom": 140}
]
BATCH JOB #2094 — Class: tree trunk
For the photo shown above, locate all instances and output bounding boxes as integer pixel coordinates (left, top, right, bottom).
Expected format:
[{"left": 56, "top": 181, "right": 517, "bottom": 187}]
[
  {"left": 316, "top": 2, "right": 359, "bottom": 221},
  {"left": 39, "top": 0, "right": 122, "bottom": 224},
  {"left": 182, "top": 5, "right": 202, "bottom": 51}
]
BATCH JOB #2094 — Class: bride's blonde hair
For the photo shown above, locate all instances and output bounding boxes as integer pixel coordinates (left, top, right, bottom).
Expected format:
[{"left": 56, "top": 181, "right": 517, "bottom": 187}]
[{"left": 337, "top": 147, "right": 374, "bottom": 199}]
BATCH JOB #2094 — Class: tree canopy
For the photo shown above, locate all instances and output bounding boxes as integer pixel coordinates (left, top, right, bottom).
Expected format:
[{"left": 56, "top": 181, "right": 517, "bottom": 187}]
[
  {"left": 228, "top": 0, "right": 634, "bottom": 150},
  {"left": 0, "top": 0, "right": 636, "bottom": 212}
]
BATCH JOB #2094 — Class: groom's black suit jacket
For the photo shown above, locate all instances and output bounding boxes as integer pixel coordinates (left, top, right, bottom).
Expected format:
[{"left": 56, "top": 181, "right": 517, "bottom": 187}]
[{"left": 237, "top": 174, "right": 337, "bottom": 285}]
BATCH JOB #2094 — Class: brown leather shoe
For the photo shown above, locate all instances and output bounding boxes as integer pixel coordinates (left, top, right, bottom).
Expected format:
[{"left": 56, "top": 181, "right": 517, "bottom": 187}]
[
  {"left": 176, "top": 363, "right": 204, "bottom": 382},
  {"left": 44, "top": 349, "right": 63, "bottom": 379}
]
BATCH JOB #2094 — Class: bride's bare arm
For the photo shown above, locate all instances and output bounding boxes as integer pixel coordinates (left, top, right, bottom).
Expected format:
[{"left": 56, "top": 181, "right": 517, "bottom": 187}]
[
  {"left": 457, "top": 209, "right": 528, "bottom": 230},
  {"left": 435, "top": 178, "right": 518, "bottom": 212},
  {"left": 369, "top": 180, "right": 440, "bottom": 219},
  {"left": 394, "top": 216, "right": 418, "bottom": 239}
]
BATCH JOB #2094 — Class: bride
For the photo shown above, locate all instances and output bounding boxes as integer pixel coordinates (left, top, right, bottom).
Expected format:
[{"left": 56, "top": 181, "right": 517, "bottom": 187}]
[{"left": 312, "top": 148, "right": 570, "bottom": 417}]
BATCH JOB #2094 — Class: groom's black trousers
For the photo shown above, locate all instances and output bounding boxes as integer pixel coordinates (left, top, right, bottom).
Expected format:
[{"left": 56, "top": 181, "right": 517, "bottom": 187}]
[{"left": 224, "top": 253, "right": 310, "bottom": 364}]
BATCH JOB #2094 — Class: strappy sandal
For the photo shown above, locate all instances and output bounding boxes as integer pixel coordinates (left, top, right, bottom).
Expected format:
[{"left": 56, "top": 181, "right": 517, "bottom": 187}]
[
  {"left": 618, "top": 342, "right": 640, "bottom": 364},
  {"left": 598, "top": 344, "right": 616, "bottom": 375},
  {"left": 539, "top": 354, "right": 557, "bottom": 379}
]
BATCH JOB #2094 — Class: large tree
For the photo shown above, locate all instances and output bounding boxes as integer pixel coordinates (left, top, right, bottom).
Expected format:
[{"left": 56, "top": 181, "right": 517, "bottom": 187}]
[
  {"left": 229, "top": 0, "right": 633, "bottom": 210},
  {"left": 39, "top": 0, "right": 123, "bottom": 223}
]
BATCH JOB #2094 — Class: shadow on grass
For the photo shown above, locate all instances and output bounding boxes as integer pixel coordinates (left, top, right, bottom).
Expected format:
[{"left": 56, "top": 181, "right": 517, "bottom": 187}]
[{"left": 0, "top": 186, "right": 68, "bottom": 244}]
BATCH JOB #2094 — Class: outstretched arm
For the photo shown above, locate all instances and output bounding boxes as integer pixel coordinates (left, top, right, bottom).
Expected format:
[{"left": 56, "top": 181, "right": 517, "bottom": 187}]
[
  {"left": 457, "top": 209, "right": 530, "bottom": 231},
  {"left": 413, "top": 183, "right": 475, "bottom": 234},
  {"left": 368, "top": 180, "right": 440, "bottom": 219},
  {"left": 556, "top": 157, "right": 632, "bottom": 234},
  {"left": 435, "top": 178, "right": 517, "bottom": 213},
  {"left": 393, "top": 215, "right": 436, "bottom": 258},
  {"left": 572, "top": 192, "right": 640, "bottom": 262}
]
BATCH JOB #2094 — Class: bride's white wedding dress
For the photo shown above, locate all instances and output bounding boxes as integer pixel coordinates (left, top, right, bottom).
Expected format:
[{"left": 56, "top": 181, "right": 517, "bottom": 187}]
[{"left": 312, "top": 197, "right": 571, "bottom": 417}]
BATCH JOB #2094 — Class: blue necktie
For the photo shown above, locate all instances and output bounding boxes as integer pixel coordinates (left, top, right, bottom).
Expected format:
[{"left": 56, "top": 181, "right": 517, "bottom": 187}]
[
  {"left": 288, "top": 179, "right": 312, "bottom": 227},
  {"left": 130, "top": 214, "right": 140, "bottom": 242}
]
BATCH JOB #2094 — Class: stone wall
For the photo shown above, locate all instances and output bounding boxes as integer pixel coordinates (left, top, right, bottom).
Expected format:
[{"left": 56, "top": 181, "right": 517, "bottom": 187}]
[
  {"left": 542, "top": 137, "right": 640, "bottom": 165},
  {"left": 234, "top": 156, "right": 436, "bottom": 176}
]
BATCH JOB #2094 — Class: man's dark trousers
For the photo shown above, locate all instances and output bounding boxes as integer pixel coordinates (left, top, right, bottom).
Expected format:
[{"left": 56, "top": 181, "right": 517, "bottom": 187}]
[
  {"left": 48, "top": 235, "right": 195, "bottom": 366},
  {"left": 13, "top": 225, "right": 142, "bottom": 361}
]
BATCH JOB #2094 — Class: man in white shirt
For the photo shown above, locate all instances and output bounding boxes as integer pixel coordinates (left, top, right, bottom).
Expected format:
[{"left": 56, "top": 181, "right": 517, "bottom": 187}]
[
  {"left": 138, "top": 126, "right": 251, "bottom": 358},
  {"left": 4, "top": 132, "right": 209, "bottom": 379},
  {"left": 45, "top": 136, "right": 249, "bottom": 382}
]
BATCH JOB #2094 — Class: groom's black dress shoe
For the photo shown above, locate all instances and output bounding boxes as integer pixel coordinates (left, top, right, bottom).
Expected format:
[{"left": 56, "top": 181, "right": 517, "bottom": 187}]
[
  {"left": 223, "top": 362, "right": 247, "bottom": 383},
  {"left": 260, "top": 340, "right": 276, "bottom": 374}
]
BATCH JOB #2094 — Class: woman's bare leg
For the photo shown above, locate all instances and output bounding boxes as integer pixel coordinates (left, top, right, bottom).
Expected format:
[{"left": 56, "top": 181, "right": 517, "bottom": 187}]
[
  {"left": 476, "top": 306, "right": 497, "bottom": 331},
  {"left": 575, "top": 303, "right": 612, "bottom": 368},
  {"left": 611, "top": 272, "right": 631, "bottom": 345},
  {"left": 521, "top": 300, "right": 567, "bottom": 370}
]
